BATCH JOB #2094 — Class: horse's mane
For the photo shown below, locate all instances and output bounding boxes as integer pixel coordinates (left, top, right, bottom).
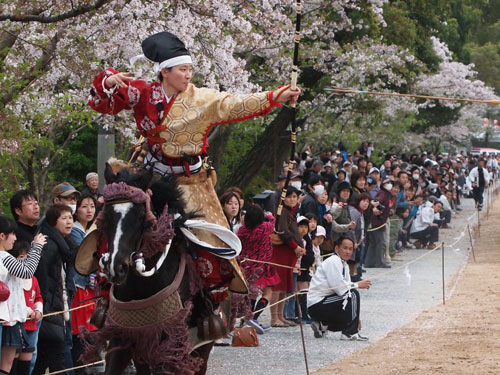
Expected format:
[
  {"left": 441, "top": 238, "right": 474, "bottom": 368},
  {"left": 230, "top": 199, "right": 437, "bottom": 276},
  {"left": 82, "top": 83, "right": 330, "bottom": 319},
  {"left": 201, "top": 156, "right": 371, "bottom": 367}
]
[
  {"left": 106, "top": 159, "right": 198, "bottom": 225},
  {"left": 150, "top": 176, "right": 185, "bottom": 216}
]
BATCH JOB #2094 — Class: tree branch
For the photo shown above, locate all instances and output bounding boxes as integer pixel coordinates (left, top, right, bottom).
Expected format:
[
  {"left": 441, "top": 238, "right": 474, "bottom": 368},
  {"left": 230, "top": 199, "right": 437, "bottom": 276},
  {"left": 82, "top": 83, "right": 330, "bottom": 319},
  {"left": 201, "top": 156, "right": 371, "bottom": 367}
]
[
  {"left": 47, "top": 123, "right": 91, "bottom": 167},
  {"left": 0, "top": 0, "right": 110, "bottom": 24},
  {"left": 0, "top": 31, "right": 60, "bottom": 107}
]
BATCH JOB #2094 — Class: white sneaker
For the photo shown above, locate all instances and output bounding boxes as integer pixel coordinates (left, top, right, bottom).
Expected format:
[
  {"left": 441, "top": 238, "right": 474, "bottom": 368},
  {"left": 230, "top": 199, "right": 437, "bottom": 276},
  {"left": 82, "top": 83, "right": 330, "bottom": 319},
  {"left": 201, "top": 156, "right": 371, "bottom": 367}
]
[{"left": 340, "top": 332, "right": 369, "bottom": 341}]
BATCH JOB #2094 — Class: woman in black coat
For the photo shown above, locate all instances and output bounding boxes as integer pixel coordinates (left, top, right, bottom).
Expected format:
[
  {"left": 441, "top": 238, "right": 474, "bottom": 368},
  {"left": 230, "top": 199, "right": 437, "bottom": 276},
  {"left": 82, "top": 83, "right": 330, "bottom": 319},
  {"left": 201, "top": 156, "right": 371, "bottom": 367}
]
[{"left": 33, "top": 204, "right": 76, "bottom": 375}]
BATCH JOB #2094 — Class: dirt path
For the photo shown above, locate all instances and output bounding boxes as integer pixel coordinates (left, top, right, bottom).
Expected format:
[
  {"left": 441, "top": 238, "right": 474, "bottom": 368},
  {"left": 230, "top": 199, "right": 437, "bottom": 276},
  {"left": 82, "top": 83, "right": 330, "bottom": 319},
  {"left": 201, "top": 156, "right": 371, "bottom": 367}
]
[{"left": 315, "top": 196, "right": 500, "bottom": 375}]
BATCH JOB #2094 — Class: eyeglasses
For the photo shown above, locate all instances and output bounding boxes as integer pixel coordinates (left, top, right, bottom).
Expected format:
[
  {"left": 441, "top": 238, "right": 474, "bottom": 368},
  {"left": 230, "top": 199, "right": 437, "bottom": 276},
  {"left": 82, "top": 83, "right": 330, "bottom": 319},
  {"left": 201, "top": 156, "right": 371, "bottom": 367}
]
[{"left": 22, "top": 201, "right": 39, "bottom": 207}]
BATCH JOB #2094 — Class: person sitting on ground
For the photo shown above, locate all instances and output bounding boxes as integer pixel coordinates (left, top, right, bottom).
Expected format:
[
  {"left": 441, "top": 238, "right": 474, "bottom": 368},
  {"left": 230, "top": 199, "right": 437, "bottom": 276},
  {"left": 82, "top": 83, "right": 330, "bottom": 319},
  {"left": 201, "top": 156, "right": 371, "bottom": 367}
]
[
  {"left": 307, "top": 236, "right": 371, "bottom": 340},
  {"left": 409, "top": 200, "right": 442, "bottom": 249}
]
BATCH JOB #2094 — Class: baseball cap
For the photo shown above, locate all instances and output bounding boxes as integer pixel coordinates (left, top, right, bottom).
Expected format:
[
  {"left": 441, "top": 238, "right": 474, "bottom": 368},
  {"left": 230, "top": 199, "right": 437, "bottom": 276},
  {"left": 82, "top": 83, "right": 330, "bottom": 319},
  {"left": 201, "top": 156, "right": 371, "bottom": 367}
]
[
  {"left": 366, "top": 176, "right": 377, "bottom": 186},
  {"left": 369, "top": 167, "right": 380, "bottom": 175},
  {"left": 296, "top": 215, "right": 310, "bottom": 225},
  {"left": 52, "top": 182, "right": 80, "bottom": 198},
  {"left": 315, "top": 225, "right": 326, "bottom": 237}
]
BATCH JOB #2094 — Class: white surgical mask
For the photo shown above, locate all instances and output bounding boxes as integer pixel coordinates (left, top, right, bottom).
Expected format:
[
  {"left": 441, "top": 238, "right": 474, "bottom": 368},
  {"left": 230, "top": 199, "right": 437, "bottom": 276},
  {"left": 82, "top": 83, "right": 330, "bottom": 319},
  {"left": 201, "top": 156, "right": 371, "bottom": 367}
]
[
  {"left": 413, "top": 174, "right": 419, "bottom": 180},
  {"left": 67, "top": 204, "right": 77, "bottom": 215},
  {"left": 325, "top": 204, "right": 332, "bottom": 211},
  {"left": 291, "top": 181, "right": 302, "bottom": 190},
  {"left": 313, "top": 185, "right": 325, "bottom": 196},
  {"left": 383, "top": 183, "right": 393, "bottom": 191}
]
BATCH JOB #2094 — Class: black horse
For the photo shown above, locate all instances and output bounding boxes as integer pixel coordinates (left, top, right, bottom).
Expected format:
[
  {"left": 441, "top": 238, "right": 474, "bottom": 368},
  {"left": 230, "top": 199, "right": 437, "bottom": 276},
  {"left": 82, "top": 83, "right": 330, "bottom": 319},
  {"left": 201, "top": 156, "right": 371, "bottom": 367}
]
[{"left": 85, "top": 162, "right": 216, "bottom": 375}]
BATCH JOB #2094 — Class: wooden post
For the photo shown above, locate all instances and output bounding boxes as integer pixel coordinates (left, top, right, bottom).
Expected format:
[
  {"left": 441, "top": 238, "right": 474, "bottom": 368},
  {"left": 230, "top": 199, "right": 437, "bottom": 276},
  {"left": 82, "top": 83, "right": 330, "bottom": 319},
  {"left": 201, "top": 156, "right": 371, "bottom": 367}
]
[{"left": 441, "top": 242, "right": 445, "bottom": 305}]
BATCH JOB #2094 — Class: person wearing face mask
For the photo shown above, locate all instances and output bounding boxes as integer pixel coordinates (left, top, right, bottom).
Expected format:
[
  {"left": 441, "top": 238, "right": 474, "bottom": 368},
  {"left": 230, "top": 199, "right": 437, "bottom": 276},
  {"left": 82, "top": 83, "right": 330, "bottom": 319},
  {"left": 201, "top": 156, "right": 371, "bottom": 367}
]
[
  {"left": 51, "top": 182, "right": 81, "bottom": 215},
  {"left": 299, "top": 174, "right": 324, "bottom": 219},
  {"left": 364, "top": 178, "right": 392, "bottom": 268}
]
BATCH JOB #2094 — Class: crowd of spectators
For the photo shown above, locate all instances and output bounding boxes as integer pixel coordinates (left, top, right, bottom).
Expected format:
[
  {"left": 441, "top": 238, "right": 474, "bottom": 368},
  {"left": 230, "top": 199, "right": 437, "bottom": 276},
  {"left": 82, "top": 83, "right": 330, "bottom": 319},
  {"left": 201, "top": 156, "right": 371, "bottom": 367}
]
[
  {"left": 1, "top": 173, "right": 101, "bottom": 375},
  {"left": 231, "top": 144, "right": 498, "bottom": 341},
  {"left": 0, "top": 143, "right": 498, "bottom": 374}
]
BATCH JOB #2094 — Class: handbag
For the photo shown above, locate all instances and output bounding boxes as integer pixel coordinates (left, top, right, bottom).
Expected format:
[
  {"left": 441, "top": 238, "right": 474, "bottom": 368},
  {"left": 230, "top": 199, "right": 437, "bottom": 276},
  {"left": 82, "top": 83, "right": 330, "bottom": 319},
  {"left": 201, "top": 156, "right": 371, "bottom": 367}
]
[
  {"left": 0, "top": 281, "right": 9, "bottom": 302},
  {"left": 231, "top": 326, "right": 259, "bottom": 347}
]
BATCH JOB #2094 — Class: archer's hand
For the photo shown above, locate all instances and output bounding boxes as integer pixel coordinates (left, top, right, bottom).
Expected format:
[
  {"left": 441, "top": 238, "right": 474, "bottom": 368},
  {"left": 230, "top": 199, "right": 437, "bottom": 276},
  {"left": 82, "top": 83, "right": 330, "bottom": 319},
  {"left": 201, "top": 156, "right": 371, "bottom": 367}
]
[
  {"left": 105, "top": 72, "right": 133, "bottom": 89},
  {"left": 275, "top": 86, "right": 301, "bottom": 104}
]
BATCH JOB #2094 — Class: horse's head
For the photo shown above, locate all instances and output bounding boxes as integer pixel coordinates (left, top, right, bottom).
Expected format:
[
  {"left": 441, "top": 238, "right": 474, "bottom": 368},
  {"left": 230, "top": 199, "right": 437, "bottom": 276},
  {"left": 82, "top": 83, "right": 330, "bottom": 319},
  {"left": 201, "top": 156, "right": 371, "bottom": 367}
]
[{"left": 101, "top": 162, "right": 154, "bottom": 284}]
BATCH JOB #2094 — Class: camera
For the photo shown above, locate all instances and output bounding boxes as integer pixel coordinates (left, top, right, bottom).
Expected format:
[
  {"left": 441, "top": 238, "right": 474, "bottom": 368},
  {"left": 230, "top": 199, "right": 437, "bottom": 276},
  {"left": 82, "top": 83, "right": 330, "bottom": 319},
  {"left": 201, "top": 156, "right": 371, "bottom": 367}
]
[{"left": 373, "top": 198, "right": 385, "bottom": 217}]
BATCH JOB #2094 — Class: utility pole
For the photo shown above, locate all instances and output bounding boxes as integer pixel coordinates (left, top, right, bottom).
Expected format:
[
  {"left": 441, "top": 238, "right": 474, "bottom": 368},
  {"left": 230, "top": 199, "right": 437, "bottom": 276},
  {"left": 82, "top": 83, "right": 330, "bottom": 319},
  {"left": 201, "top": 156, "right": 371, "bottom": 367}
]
[{"left": 97, "top": 125, "right": 115, "bottom": 191}]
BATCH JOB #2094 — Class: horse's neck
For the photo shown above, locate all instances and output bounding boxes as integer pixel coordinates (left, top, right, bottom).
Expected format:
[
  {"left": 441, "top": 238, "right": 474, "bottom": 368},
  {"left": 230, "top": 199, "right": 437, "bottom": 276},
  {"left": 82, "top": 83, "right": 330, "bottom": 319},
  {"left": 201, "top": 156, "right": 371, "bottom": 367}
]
[{"left": 113, "top": 248, "right": 181, "bottom": 302}]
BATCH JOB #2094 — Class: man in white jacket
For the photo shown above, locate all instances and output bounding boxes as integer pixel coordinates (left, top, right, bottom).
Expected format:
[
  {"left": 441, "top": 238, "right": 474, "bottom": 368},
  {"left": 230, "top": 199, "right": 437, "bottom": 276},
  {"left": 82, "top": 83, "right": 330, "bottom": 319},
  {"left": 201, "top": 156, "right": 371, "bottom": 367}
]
[
  {"left": 410, "top": 200, "right": 442, "bottom": 248},
  {"left": 307, "top": 237, "right": 371, "bottom": 340},
  {"left": 467, "top": 159, "right": 490, "bottom": 210}
]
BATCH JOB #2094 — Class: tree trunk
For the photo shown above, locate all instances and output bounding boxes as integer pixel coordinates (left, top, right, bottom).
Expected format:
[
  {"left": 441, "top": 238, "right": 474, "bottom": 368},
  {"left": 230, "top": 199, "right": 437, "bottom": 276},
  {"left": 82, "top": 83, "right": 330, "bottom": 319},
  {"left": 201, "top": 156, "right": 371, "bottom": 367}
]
[
  {"left": 207, "top": 125, "right": 234, "bottom": 171},
  {"left": 217, "top": 106, "right": 304, "bottom": 192}
]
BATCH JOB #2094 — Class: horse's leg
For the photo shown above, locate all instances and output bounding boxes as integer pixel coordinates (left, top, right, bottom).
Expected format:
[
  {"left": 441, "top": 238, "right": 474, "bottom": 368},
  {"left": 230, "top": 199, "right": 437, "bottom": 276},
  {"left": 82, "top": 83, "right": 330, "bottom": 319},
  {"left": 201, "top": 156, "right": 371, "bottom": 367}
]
[
  {"left": 192, "top": 342, "right": 214, "bottom": 375},
  {"left": 104, "top": 339, "right": 133, "bottom": 375}
]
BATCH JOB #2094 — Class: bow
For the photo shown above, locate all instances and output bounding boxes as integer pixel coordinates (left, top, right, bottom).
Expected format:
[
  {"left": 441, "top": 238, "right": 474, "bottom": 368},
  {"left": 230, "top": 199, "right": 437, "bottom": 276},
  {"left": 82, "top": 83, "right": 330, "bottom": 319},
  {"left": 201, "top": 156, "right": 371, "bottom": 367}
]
[
  {"left": 272, "top": 2, "right": 312, "bottom": 374},
  {"left": 274, "top": 0, "right": 302, "bottom": 233}
]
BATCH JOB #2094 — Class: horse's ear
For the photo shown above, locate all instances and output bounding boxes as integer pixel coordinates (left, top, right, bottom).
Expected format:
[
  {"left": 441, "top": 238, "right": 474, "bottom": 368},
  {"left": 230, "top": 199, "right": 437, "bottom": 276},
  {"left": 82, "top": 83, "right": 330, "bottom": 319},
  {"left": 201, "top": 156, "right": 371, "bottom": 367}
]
[
  {"left": 104, "top": 163, "right": 117, "bottom": 184},
  {"left": 136, "top": 168, "right": 154, "bottom": 191}
]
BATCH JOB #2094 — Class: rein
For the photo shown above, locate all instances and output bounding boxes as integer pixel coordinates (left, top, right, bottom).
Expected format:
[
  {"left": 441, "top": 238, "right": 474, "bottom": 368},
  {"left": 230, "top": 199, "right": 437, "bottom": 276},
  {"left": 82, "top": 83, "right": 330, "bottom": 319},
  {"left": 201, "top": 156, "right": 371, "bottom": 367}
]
[{"left": 98, "top": 181, "right": 176, "bottom": 278}]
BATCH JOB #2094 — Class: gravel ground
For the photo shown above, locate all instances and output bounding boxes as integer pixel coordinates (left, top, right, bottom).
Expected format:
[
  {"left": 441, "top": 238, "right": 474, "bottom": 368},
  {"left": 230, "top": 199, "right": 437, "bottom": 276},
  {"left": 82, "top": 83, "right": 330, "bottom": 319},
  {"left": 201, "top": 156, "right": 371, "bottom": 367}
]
[{"left": 207, "top": 196, "right": 485, "bottom": 375}]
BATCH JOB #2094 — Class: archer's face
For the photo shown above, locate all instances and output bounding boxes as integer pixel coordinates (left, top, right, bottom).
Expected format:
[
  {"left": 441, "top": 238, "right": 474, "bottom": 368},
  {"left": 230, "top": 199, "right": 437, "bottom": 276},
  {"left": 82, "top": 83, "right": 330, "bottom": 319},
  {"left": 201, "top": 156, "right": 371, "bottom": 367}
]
[{"left": 163, "top": 64, "right": 193, "bottom": 92}]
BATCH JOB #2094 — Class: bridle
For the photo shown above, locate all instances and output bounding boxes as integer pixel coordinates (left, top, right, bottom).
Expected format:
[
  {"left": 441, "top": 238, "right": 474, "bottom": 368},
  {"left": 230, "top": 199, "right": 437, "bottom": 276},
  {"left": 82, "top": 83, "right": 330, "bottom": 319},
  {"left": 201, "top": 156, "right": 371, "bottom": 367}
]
[{"left": 97, "top": 182, "right": 173, "bottom": 278}]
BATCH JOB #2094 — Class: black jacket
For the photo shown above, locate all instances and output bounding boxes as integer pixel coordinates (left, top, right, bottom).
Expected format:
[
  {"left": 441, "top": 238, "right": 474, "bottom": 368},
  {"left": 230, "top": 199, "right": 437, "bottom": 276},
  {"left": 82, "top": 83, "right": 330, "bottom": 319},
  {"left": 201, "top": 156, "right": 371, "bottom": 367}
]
[
  {"left": 15, "top": 221, "right": 38, "bottom": 248},
  {"left": 299, "top": 192, "right": 320, "bottom": 219},
  {"left": 36, "top": 221, "right": 76, "bottom": 343}
]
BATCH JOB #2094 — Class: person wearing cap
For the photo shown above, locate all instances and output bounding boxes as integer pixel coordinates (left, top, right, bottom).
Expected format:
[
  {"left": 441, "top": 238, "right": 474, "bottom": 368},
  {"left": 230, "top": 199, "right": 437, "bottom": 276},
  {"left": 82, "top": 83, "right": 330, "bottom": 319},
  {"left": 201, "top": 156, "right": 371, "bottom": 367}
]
[
  {"left": 311, "top": 225, "right": 326, "bottom": 270},
  {"left": 364, "top": 178, "right": 392, "bottom": 268},
  {"left": 365, "top": 176, "right": 378, "bottom": 198},
  {"left": 88, "top": 31, "right": 300, "bottom": 253},
  {"left": 81, "top": 172, "right": 104, "bottom": 208},
  {"left": 308, "top": 236, "right": 371, "bottom": 340},
  {"left": 52, "top": 182, "right": 81, "bottom": 215},
  {"left": 342, "top": 161, "right": 352, "bottom": 182},
  {"left": 367, "top": 168, "right": 380, "bottom": 199},
  {"left": 321, "top": 162, "right": 337, "bottom": 190}
]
